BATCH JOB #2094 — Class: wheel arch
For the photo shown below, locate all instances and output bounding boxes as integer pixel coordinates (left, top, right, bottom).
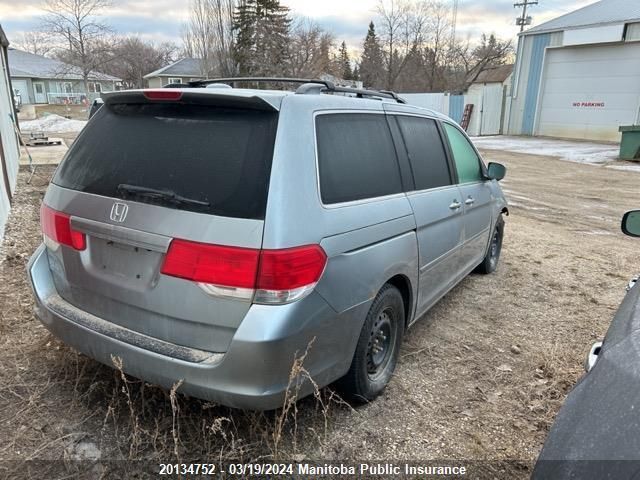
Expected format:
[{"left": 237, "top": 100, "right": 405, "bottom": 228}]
[{"left": 386, "top": 274, "right": 413, "bottom": 327}]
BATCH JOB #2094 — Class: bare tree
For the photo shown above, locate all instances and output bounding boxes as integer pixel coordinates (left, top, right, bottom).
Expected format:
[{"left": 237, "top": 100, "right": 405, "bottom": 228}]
[
  {"left": 288, "top": 19, "right": 337, "bottom": 78},
  {"left": 182, "top": 0, "right": 237, "bottom": 77},
  {"left": 41, "top": 0, "right": 116, "bottom": 92},
  {"left": 376, "top": 0, "right": 437, "bottom": 90},
  {"left": 107, "top": 37, "right": 177, "bottom": 89},
  {"left": 455, "top": 34, "right": 514, "bottom": 87},
  {"left": 424, "top": 0, "right": 453, "bottom": 90},
  {"left": 376, "top": 0, "right": 409, "bottom": 89},
  {"left": 13, "top": 31, "right": 54, "bottom": 57}
]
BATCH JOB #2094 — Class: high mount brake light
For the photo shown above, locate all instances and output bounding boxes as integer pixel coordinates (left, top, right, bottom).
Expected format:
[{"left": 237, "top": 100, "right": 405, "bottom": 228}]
[
  {"left": 40, "top": 204, "right": 86, "bottom": 251},
  {"left": 161, "top": 240, "right": 327, "bottom": 304},
  {"left": 142, "top": 90, "right": 183, "bottom": 101}
]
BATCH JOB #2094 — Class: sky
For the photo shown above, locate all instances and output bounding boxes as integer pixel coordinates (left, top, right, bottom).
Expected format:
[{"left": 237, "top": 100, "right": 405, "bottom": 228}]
[{"left": 1, "top": 0, "right": 596, "bottom": 53}]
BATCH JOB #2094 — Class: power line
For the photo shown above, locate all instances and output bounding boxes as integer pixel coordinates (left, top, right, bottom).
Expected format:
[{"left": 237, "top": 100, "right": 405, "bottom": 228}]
[{"left": 514, "top": 0, "right": 538, "bottom": 32}]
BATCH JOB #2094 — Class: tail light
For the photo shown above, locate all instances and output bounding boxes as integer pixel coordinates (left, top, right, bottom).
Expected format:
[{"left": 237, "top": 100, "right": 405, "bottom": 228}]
[
  {"left": 40, "top": 204, "right": 86, "bottom": 251},
  {"left": 161, "top": 240, "right": 326, "bottom": 304},
  {"left": 143, "top": 89, "right": 183, "bottom": 101}
]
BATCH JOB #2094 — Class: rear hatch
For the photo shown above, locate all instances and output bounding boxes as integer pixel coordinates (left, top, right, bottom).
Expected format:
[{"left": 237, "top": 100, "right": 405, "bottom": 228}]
[{"left": 42, "top": 90, "right": 279, "bottom": 353}]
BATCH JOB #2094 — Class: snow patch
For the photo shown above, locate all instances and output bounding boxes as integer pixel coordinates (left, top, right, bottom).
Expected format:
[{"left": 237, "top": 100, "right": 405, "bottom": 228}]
[
  {"left": 471, "top": 136, "right": 619, "bottom": 165},
  {"left": 507, "top": 200, "right": 549, "bottom": 212},
  {"left": 20, "top": 114, "right": 87, "bottom": 133},
  {"left": 606, "top": 164, "right": 640, "bottom": 173},
  {"left": 575, "top": 230, "right": 615, "bottom": 236}
]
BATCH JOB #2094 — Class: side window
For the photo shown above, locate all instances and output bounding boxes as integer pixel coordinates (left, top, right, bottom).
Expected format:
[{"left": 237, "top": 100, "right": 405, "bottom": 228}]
[
  {"left": 443, "top": 123, "right": 483, "bottom": 184},
  {"left": 397, "top": 116, "right": 451, "bottom": 190},
  {"left": 316, "top": 113, "right": 403, "bottom": 204}
]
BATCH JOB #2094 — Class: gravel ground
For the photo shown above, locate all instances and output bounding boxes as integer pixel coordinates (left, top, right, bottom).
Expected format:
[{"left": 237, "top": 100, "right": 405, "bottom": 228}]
[{"left": 0, "top": 147, "right": 638, "bottom": 479}]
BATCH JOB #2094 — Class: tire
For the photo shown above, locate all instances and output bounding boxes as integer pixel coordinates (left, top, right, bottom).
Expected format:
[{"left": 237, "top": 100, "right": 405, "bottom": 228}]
[
  {"left": 475, "top": 215, "right": 505, "bottom": 274},
  {"left": 337, "top": 284, "right": 405, "bottom": 403}
]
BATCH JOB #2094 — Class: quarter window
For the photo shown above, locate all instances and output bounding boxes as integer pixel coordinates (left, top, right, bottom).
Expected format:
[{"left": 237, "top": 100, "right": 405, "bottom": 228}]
[
  {"left": 397, "top": 116, "right": 451, "bottom": 190},
  {"left": 443, "top": 123, "right": 484, "bottom": 184},
  {"left": 316, "top": 113, "right": 403, "bottom": 204}
]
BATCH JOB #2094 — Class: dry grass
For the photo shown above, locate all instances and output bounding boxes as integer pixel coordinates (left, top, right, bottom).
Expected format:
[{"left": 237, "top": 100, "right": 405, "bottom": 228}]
[
  {"left": 0, "top": 170, "right": 348, "bottom": 478},
  {"left": 1, "top": 149, "right": 639, "bottom": 479}
]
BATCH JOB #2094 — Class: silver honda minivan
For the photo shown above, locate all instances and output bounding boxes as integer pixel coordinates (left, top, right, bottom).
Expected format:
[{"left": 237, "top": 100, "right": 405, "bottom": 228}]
[{"left": 28, "top": 79, "right": 508, "bottom": 410}]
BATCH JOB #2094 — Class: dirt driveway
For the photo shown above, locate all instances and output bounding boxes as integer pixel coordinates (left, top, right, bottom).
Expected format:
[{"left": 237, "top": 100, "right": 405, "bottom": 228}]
[{"left": 0, "top": 145, "right": 638, "bottom": 479}]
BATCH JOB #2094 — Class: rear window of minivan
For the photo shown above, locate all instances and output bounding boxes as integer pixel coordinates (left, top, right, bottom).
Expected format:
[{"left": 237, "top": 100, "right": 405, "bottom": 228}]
[{"left": 53, "top": 103, "right": 278, "bottom": 220}]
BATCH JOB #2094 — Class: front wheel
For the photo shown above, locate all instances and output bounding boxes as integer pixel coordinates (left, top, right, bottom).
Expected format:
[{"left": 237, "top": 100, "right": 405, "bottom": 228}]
[
  {"left": 475, "top": 215, "right": 505, "bottom": 274},
  {"left": 337, "top": 284, "right": 404, "bottom": 403}
]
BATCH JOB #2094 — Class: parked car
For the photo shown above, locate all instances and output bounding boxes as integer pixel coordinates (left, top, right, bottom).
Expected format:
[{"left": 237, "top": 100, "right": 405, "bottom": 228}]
[
  {"left": 27, "top": 79, "right": 508, "bottom": 410},
  {"left": 533, "top": 210, "right": 640, "bottom": 479},
  {"left": 13, "top": 88, "right": 21, "bottom": 112}
]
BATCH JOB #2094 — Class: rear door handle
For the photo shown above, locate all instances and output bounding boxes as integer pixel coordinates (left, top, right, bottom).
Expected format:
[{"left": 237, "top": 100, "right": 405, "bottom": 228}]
[
  {"left": 465, "top": 197, "right": 475, "bottom": 206},
  {"left": 449, "top": 200, "right": 461, "bottom": 210}
]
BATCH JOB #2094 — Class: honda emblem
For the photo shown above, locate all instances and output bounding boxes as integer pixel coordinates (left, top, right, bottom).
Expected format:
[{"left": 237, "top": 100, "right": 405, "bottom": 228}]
[{"left": 110, "top": 202, "right": 129, "bottom": 223}]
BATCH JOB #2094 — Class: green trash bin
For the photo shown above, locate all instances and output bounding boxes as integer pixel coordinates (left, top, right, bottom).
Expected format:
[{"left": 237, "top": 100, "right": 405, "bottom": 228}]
[{"left": 619, "top": 125, "right": 640, "bottom": 161}]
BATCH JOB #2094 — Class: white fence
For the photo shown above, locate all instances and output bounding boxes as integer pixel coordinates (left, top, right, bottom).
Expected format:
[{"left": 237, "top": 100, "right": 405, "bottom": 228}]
[
  {"left": 401, "top": 88, "right": 508, "bottom": 137},
  {"left": 46, "top": 92, "right": 100, "bottom": 105},
  {"left": 401, "top": 93, "right": 449, "bottom": 116}
]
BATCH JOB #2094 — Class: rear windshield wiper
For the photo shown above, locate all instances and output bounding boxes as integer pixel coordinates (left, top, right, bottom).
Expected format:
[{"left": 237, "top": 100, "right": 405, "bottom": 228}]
[{"left": 117, "top": 184, "right": 210, "bottom": 208}]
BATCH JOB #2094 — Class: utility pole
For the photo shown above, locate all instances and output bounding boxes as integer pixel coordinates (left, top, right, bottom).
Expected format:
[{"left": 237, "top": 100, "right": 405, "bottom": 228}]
[
  {"left": 514, "top": 0, "right": 538, "bottom": 32},
  {"left": 445, "top": 0, "right": 460, "bottom": 75},
  {"left": 451, "top": 0, "right": 459, "bottom": 47}
]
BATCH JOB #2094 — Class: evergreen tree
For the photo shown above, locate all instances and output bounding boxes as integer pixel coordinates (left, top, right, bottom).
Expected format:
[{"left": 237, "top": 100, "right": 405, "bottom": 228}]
[
  {"left": 233, "top": 0, "right": 257, "bottom": 75},
  {"left": 352, "top": 64, "right": 360, "bottom": 81},
  {"left": 338, "top": 41, "right": 352, "bottom": 80},
  {"left": 359, "top": 21, "right": 384, "bottom": 89},
  {"left": 233, "top": 0, "right": 291, "bottom": 77}
]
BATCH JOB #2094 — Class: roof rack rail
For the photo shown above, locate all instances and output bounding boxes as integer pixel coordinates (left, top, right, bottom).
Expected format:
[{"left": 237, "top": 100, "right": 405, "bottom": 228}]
[
  {"left": 176, "top": 76, "right": 406, "bottom": 104},
  {"left": 297, "top": 84, "right": 406, "bottom": 104},
  {"left": 187, "top": 77, "right": 335, "bottom": 89}
]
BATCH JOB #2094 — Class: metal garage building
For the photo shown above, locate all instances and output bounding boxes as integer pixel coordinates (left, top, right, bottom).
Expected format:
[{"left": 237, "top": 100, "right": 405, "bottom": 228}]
[
  {"left": 507, "top": 0, "right": 640, "bottom": 141},
  {"left": 0, "top": 25, "right": 20, "bottom": 240}
]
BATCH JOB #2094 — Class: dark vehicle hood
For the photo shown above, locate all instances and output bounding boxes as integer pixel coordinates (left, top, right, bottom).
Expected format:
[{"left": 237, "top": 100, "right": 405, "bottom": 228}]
[{"left": 534, "top": 281, "right": 640, "bottom": 479}]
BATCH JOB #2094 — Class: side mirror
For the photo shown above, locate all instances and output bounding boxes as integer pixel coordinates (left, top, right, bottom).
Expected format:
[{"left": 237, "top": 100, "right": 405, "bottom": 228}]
[
  {"left": 486, "top": 162, "right": 506, "bottom": 181},
  {"left": 622, "top": 210, "right": 640, "bottom": 237}
]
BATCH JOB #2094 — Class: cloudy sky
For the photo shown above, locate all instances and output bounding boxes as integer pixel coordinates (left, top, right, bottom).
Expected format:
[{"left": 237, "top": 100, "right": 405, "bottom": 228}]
[{"left": 1, "top": 0, "right": 595, "bottom": 51}]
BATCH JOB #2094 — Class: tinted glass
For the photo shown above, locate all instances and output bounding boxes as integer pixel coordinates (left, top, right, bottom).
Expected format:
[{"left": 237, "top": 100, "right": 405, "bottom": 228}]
[
  {"left": 443, "top": 123, "right": 483, "bottom": 184},
  {"left": 316, "top": 114, "right": 402, "bottom": 204},
  {"left": 397, "top": 116, "right": 451, "bottom": 190},
  {"left": 624, "top": 210, "right": 640, "bottom": 237},
  {"left": 53, "top": 103, "right": 278, "bottom": 219}
]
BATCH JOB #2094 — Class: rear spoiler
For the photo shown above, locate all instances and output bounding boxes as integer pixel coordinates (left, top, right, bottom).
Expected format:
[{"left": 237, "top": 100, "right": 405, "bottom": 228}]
[{"left": 101, "top": 89, "right": 280, "bottom": 112}]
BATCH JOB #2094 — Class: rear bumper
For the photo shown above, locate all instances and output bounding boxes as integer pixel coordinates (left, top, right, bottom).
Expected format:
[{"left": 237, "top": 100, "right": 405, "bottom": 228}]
[{"left": 28, "top": 244, "right": 368, "bottom": 410}]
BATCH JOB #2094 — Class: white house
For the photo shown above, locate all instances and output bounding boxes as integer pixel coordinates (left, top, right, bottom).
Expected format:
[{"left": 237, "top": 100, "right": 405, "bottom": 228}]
[{"left": 9, "top": 49, "right": 121, "bottom": 105}]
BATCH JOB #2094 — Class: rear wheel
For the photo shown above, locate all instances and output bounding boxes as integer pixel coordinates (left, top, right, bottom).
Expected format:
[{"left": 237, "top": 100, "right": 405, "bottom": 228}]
[
  {"left": 475, "top": 215, "right": 505, "bottom": 274},
  {"left": 337, "top": 284, "right": 404, "bottom": 403}
]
